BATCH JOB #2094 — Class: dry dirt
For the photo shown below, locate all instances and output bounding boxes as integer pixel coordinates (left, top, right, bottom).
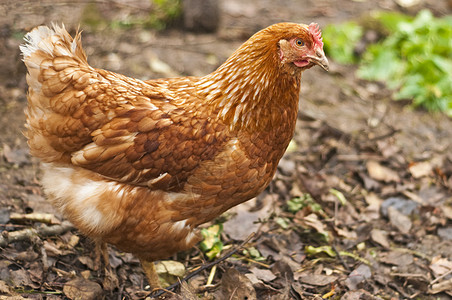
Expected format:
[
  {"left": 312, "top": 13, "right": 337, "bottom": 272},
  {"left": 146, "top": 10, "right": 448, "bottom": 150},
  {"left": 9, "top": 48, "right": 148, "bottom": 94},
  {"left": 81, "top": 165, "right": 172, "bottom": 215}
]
[{"left": 0, "top": 0, "right": 451, "bottom": 299}]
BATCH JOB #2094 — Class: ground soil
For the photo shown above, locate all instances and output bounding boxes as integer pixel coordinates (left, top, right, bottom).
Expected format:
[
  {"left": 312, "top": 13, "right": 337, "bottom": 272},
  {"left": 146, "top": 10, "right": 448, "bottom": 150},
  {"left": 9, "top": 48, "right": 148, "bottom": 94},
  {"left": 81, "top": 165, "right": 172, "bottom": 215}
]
[{"left": 0, "top": 0, "right": 451, "bottom": 299}]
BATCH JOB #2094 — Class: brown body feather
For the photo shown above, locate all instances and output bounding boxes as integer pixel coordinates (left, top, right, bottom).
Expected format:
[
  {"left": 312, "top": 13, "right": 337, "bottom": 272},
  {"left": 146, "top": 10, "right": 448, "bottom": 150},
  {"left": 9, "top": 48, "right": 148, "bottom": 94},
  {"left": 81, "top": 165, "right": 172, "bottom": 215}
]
[{"left": 21, "top": 23, "right": 327, "bottom": 261}]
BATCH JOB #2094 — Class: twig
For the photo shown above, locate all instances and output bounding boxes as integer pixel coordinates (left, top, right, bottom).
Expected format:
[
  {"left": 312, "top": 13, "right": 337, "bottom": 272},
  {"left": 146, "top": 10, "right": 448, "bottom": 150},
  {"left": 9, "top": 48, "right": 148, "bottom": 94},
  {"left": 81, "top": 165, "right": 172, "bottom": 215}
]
[
  {"left": 0, "top": 221, "right": 73, "bottom": 247},
  {"left": 150, "top": 232, "right": 256, "bottom": 298},
  {"left": 9, "top": 212, "right": 60, "bottom": 225},
  {"left": 388, "top": 282, "right": 412, "bottom": 299},
  {"left": 206, "top": 265, "right": 217, "bottom": 286},
  {"left": 390, "top": 272, "right": 429, "bottom": 281},
  {"left": 331, "top": 244, "right": 350, "bottom": 272},
  {"left": 430, "top": 268, "right": 452, "bottom": 285},
  {"left": 368, "top": 126, "right": 400, "bottom": 142}
]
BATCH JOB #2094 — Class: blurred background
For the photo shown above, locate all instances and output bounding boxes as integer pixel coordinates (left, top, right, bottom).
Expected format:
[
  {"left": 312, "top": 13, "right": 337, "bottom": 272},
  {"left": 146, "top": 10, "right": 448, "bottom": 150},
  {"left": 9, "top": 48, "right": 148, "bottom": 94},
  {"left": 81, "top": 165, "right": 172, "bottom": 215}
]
[{"left": 0, "top": 1, "right": 451, "bottom": 299}]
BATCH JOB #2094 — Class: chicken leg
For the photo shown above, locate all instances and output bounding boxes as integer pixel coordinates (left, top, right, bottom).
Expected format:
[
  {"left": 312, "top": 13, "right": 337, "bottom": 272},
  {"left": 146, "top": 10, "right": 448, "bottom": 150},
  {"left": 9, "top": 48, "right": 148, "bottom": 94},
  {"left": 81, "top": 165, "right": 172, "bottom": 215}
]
[
  {"left": 140, "top": 259, "right": 162, "bottom": 290},
  {"left": 94, "top": 241, "right": 119, "bottom": 290},
  {"left": 94, "top": 241, "right": 110, "bottom": 270}
]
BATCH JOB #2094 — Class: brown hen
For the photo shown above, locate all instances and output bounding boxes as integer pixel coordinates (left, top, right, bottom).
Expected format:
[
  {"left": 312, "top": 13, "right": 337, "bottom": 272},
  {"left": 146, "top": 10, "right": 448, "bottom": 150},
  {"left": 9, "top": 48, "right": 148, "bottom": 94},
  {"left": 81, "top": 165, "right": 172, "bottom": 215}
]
[{"left": 20, "top": 22, "right": 328, "bottom": 288}]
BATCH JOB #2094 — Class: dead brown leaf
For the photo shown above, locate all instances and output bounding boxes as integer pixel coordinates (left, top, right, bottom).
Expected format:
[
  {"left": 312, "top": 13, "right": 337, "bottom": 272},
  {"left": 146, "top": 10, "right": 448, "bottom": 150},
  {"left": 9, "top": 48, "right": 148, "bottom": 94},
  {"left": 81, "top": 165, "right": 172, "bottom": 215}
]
[
  {"left": 366, "top": 160, "right": 400, "bottom": 183},
  {"left": 379, "top": 250, "right": 414, "bottom": 267},
  {"left": 216, "top": 268, "right": 256, "bottom": 300},
  {"left": 0, "top": 280, "right": 13, "bottom": 295},
  {"left": 77, "top": 256, "right": 95, "bottom": 270},
  {"left": 298, "top": 273, "right": 338, "bottom": 286},
  {"left": 409, "top": 161, "right": 433, "bottom": 178},
  {"left": 63, "top": 278, "right": 103, "bottom": 300},
  {"left": 249, "top": 267, "right": 276, "bottom": 282},
  {"left": 370, "top": 229, "right": 390, "bottom": 248},
  {"left": 344, "top": 264, "right": 371, "bottom": 290},
  {"left": 429, "top": 256, "right": 452, "bottom": 277},
  {"left": 155, "top": 260, "right": 186, "bottom": 287},
  {"left": 429, "top": 277, "right": 452, "bottom": 295},
  {"left": 388, "top": 206, "right": 412, "bottom": 234}
]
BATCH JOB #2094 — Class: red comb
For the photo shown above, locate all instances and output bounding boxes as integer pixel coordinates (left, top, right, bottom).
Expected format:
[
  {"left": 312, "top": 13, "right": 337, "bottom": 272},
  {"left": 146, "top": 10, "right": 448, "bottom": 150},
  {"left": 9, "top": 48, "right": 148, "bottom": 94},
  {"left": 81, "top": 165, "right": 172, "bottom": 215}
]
[{"left": 308, "top": 23, "right": 323, "bottom": 48}]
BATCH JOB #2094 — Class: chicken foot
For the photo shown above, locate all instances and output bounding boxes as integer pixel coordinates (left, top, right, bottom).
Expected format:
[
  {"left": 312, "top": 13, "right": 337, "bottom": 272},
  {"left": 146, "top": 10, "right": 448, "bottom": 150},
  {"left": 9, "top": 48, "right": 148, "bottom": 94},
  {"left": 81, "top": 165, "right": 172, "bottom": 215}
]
[
  {"left": 140, "top": 259, "right": 162, "bottom": 290},
  {"left": 94, "top": 241, "right": 119, "bottom": 290}
]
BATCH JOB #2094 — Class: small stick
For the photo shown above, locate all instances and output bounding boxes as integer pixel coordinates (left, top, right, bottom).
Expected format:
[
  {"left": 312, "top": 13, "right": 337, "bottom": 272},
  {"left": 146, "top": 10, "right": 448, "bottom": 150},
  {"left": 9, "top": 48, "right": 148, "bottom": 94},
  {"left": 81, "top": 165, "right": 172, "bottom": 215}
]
[
  {"left": 430, "top": 268, "right": 452, "bottom": 285},
  {"left": 150, "top": 232, "right": 256, "bottom": 298},
  {"left": 206, "top": 265, "right": 217, "bottom": 286},
  {"left": 331, "top": 244, "right": 350, "bottom": 272},
  {"left": 10, "top": 212, "right": 60, "bottom": 225},
  {"left": 0, "top": 221, "right": 73, "bottom": 247}
]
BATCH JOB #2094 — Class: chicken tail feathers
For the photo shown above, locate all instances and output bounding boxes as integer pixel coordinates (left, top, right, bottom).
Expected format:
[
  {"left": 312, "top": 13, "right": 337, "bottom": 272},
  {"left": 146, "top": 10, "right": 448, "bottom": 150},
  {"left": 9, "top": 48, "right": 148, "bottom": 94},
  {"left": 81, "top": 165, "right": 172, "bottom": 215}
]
[
  {"left": 20, "top": 23, "right": 87, "bottom": 61},
  {"left": 21, "top": 24, "right": 94, "bottom": 163},
  {"left": 20, "top": 23, "right": 88, "bottom": 92}
]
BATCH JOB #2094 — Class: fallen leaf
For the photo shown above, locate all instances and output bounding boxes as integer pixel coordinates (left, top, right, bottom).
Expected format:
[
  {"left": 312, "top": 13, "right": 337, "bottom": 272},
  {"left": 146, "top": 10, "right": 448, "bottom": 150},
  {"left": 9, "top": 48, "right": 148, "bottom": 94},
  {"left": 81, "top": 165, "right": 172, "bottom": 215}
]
[
  {"left": 335, "top": 226, "right": 358, "bottom": 239},
  {"left": 63, "top": 278, "right": 103, "bottom": 300},
  {"left": 66, "top": 235, "right": 80, "bottom": 249},
  {"left": 443, "top": 206, "right": 452, "bottom": 220},
  {"left": 2, "top": 144, "right": 29, "bottom": 166},
  {"left": 224, "top": 196, "right": 273, "bottom": 240},
  {"left": 364, "top": 193, "right": 382, "bottom": 220},
  {"left": 388, "top": 206, "right": 412, "bottom": 234},
  {"left": 298, "top": 273, "right": 338, "bottom": 286},
  {"left": 223, "top": 210, "right": 261, "bottom": 241},
  {"left": 381, "top": 197, "right": 419, "bottom": 218},
  {"left": 429, "top": 256, "right": 452, "bottom": 277},
  {"left": 43, "top": 240, "right": 63, "bottom": 256},
  {"left": 77, "top": 256, "right": 94, "bottom": 270},
  {"left": 216, "top": 268, "right": 256, "bottom": 300},
  {"left": 379, "top": 250, "right": 414, "bottom": 267},
  {"left": 10, "top": 269, "right": 32, "bottom": 288},
  {"left": 341, "top": 289, "right": 376, "bottom": 300},
  {"left": 179, "top": 281, "right": 198, "bottom": 300},
  {"left": 366, "top": 160, "right": 400, "bottom": 183},
  {"left": 0, "top": 280, "right": 12, "bottom": 295},
  {"left": 249, "top": 267, "right": 276, "bottom": 282},
  {"left": 299, "top": 213, "right": 329, "bottom": 236},
  {"left": 272, "top": 258, "right": 296, "bottom": 282},
  {"left": 27, "top": 261, "right": 43, "bottom": 285},
  {"left": 155, "top": 260, "right": 186, "bottom": 287},
  {"left": 15, "top": 250, "right": 39, "bottom": 262},
  {"left": 429, "top": 278, "right": 452, "bottom": 294},
  {"left": 370, "top": 229, "right": 390, "bottom": 248},
  {"left": 80, "top": 270, "right": 91, "bottom": 280},
  {"left": 344, "top": 264, "right": 371, "bottom": 290},
  {"left": 438, "top": 227, "right": 452, "bottom": 241},
  {"left": 409, "top": 161, "right": 433, "bottom": 178}
]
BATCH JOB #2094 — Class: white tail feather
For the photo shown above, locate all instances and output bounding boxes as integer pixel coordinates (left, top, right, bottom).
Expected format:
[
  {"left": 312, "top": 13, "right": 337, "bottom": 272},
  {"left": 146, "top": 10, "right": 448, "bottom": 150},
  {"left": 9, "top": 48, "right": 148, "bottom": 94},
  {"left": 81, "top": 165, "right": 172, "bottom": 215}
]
[{"left": 20, "top": 24, "right": 71, "bottom": 58}]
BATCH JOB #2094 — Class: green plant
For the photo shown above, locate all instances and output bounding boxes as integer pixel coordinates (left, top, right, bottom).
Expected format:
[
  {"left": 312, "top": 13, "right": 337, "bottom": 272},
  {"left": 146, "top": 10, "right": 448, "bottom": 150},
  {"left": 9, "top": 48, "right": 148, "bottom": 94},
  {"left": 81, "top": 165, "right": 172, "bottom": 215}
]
[
  {"left": 323, "top": 21, "right": 363, "bottom": 64},
  {"left": 200, "top": 224, "right": 223, "bottom": 260},
  {"left": 324, "top": 10, "right": 452, "bottom": 116},
  {"left": 286, "top": 193, "right": 325, "bottom": 215},
  {"left": 148, "top": 0, "right": 182, "bottom": 30},
  {"left": 358, "top": 10, "right": 452, "bottom": 115}
]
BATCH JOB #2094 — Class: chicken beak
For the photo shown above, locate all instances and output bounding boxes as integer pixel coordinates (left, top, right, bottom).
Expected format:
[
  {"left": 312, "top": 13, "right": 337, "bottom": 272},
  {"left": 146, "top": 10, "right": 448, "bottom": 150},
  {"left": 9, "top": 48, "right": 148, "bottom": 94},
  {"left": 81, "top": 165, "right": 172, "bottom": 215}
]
[{"left": 310, "top": 49, "right": 329, "bottom": 72}]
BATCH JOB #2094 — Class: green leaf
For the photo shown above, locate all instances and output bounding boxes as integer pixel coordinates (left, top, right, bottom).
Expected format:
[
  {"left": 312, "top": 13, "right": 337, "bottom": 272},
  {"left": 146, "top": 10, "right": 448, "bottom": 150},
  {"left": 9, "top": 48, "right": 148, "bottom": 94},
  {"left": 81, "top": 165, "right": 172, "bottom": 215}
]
[
  {"left": 305, "top": 245, "right": 336, "bottom": 257},
  {"left": 323, "top": 22, "right": 363, "bottom": 64},
  {"left": 243, "top": 247, "right": 265, "bottom": 261},
  {"left": 275, "top": 217, "right": 290, "bottom": 229},
  {"left": 200, "top": 224, "right": 223, "bottom": 260},
  {"left": 329, "top": 189, "right": 347, "bottom": 205},
  {"left": 371, "top": 11, "right": 413, "bottom": 33},
  {"left": 357, "top": 9, "right": 452, "bottom": 116}
]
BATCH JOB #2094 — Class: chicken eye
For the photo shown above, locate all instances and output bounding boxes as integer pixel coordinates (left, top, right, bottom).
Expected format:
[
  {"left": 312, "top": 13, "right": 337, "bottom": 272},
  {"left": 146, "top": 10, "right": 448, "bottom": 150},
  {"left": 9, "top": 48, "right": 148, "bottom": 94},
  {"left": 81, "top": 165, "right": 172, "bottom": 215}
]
[{"left": 295, "top": 39, "right": 305, "bottom": 47}]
